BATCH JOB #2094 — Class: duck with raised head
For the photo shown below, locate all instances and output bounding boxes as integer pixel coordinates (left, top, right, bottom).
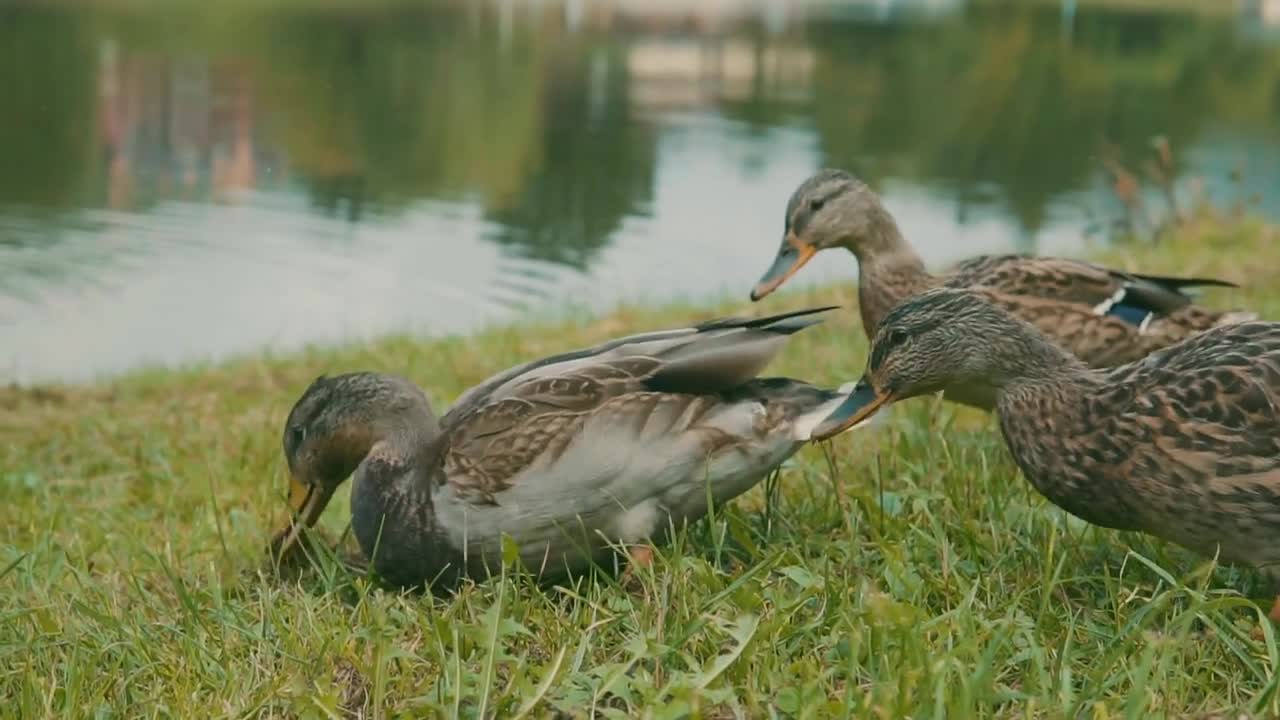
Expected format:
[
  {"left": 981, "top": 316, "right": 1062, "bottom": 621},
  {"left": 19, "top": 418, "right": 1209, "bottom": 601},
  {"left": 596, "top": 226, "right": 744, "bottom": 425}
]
[
  {"left": 749, "top": 169, "right": 1255, "bottom": 407},
  {"left": 270, "top": 307, "right": 864, "bottom": 590},
  {"left": 812, "top": 287, "right": 1280, "bottom": 619}
]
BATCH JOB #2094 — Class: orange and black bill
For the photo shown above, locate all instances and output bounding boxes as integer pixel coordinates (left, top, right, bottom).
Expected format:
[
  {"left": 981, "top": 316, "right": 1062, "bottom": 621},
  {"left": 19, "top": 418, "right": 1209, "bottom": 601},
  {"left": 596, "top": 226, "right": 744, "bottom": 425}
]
[
  {"left": 268, "top": 474, "right": 337, "bottom": 560},
  {"left": 812, "top": 379, "right": 894, "bottom": 440},
  {"left": 750, "top": 231, "right": 817, "bottom": 301}
]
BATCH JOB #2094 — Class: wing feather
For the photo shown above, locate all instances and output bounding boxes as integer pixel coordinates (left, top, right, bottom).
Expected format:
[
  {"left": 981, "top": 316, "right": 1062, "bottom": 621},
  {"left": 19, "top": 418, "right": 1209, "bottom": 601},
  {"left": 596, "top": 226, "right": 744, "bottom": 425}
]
[
  {"left": 946, "top": 254, "right": 1239, "bottom": 328},
  {"left": 439, "top": 306, "right": 834, "bottom": 504}
]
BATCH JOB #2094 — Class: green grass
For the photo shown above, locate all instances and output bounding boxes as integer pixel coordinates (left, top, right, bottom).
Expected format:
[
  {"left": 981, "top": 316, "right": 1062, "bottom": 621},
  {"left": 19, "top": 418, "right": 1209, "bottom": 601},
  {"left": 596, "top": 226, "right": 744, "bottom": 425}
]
[{"left": 2, "top": 206, "right": 1279, "bottom": 717}]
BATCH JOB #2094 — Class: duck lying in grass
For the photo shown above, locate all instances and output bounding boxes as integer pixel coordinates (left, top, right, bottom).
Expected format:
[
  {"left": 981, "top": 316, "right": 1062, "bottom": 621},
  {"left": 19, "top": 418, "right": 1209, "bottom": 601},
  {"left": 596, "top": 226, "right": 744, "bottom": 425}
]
[
  {"left": 750, "top": 169, "right": 1255, "bottom": 408},
  {"left": 812, "top": 287, "right": 1280, "bottom": 619},
  {"left": 270, "top": 307, "right": 863, "bottom": 590}
]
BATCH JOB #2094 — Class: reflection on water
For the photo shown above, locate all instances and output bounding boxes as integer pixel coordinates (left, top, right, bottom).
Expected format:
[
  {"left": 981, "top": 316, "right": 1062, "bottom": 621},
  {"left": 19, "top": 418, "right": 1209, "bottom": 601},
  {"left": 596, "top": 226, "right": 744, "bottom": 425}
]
[{"left": 2, "top": 0, "right": 1279, "bottom": 383}]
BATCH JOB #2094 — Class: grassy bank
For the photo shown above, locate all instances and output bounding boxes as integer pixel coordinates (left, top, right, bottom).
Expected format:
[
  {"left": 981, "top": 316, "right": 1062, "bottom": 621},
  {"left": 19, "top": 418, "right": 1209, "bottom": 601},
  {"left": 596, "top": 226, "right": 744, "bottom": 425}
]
[{"left": 3, "top": 207, "right": 1278, "bottom": 717}]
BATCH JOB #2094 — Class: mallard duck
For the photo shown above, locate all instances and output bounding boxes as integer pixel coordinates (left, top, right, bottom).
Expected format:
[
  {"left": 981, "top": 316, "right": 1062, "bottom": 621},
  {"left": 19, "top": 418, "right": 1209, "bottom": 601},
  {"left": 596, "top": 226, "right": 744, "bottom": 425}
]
[
  {"left": 812, "top": 287, "right": 1280, "bottom": 619},
  {"left": 270, "top": 307, "right": 863, "bottom": 590},
  {"left": 749, "top": 169, "right": 1254, "bottom": 403}
]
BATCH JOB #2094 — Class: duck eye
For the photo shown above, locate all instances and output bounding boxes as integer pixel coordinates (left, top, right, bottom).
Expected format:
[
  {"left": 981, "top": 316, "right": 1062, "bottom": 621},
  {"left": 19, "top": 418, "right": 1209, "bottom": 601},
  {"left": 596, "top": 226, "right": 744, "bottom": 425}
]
[
  {"left": 809, "top": 197, "right": 825, "bottom": 212},
  {"left": 869, "top": 328, "right": 908, "bottom": 373},
  {"left": 287, "top": 425, "right": 306, "bottom": 450}
]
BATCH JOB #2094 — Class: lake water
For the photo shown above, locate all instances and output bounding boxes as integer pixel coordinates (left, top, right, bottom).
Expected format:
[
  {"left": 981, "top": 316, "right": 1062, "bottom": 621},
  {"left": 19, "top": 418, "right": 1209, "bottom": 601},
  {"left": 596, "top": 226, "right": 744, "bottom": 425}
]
[{"left": 3, "top": 0, "right": 1279, "bottom": 384}]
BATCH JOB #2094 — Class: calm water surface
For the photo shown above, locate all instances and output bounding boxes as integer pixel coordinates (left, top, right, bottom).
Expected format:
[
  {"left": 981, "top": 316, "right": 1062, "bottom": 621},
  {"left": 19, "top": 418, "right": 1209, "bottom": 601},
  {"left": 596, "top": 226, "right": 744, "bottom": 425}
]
[{"left": 3, "top": 0, "right": 1280, "bottom": 383}]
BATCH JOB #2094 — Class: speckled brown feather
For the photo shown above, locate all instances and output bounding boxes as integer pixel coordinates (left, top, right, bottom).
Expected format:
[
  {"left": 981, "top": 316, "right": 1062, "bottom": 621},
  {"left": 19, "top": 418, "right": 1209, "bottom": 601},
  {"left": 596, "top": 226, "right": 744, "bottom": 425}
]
[
  {"left": 441, "top": 360, "right": 714, "bottom": 503},
  {"left": 426, "top": 307, "right": 846, "bottom": 505},
  {"left": 441, "top": 364, "right": 806, "bottom": 504},
  {"left": 865, "top": 254, "right": 1248, "bottom": 373},
  {"left": 948, "top": 255, "right": 1166, "bottom": 308},
  {"left": 1001, "top": 320, "right": 1280, "bottom": 574},
  {"left": 964, "top": 288, "right": 1201, "bottom": 369}
]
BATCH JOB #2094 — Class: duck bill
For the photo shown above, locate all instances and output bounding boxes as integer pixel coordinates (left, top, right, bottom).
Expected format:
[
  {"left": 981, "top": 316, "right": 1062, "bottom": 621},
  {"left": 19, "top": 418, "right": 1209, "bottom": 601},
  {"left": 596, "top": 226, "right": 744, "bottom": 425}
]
[
  {"left": 750, "top": 232, "right": 817, "bottom": 301},
  {"left": 812, "top": 380, "right": 894, "bottom": 440},
  {"left": 268, "top": 473, "right": 337, "bottom": 560}
]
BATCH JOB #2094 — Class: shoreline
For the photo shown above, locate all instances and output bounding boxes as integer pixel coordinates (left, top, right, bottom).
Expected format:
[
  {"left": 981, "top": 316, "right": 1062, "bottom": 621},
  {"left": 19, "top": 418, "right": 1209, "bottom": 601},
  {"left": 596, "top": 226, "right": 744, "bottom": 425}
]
[{"left": 3, "top": 205, "right": 1271, "bottom": 400}]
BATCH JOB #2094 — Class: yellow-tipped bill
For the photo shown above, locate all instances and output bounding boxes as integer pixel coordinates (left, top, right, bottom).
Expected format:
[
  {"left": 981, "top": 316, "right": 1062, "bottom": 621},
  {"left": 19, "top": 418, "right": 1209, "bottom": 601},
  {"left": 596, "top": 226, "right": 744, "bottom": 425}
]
[
  {"left": 812, "top": 380, "right": 894, "bottom": 440},
  {"left": 750, "top": 231, "right": 817, "bottom": 301},
  {"left": 288, "top": 473, "right": 310, "bottom": 511},
  {"left": 269, "top": 474, "right": 337, "bottom": 560}
]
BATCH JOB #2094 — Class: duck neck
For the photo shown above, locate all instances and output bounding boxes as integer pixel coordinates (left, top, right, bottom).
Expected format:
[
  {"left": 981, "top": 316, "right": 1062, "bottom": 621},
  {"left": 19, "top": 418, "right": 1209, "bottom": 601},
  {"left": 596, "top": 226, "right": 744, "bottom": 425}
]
[
  {"left": 333, "top": 384, "right": 454, "bottom": 587},
  {"left": 847, "top": 209, "right": 930, "bottom": 334},
  {"left": 990, "top": 323, "right": 1095, "bottom": 393},
  {"left": 347, "top": 399, "right": 439, "bottom": 516},
  {"left": 989, "top": 330, "right": 1129, "bottom": 526},
  {"left": 362, "top": 408, "right": 441, "bottom": 486}
]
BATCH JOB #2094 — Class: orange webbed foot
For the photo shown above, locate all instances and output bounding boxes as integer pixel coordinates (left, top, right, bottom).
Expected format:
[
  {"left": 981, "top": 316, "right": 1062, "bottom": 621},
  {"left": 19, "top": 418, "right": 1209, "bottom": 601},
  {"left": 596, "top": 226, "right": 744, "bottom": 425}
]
[{"left": 619, "top": 545, "right": 655, "bottom": 592}]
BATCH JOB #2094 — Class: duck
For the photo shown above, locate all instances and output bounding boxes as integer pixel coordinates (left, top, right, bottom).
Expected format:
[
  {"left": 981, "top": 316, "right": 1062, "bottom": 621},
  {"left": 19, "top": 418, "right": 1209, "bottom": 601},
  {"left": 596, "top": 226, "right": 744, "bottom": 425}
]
[
  {"left": 749, "top": 169, "right": 1255, "bottom": 407},
  {"left": 269, "top": 306, "right": 863, "bottom": 590},
  {"left": 811, "top": 287, "right": 1280, "bottom": 619}
]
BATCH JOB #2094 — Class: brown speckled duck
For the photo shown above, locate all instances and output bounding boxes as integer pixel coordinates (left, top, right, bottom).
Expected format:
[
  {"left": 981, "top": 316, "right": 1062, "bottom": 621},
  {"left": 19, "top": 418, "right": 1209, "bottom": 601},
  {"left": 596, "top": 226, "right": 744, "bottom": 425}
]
[
  {"left": 813, "top": 287, "right": 1280, "bottom": 619},
  {"left": 270, "top": 307, "right": 862, "bottom": 590},
  {"left": 750, "top": 169, "right": 1255, "bottom": 407}
]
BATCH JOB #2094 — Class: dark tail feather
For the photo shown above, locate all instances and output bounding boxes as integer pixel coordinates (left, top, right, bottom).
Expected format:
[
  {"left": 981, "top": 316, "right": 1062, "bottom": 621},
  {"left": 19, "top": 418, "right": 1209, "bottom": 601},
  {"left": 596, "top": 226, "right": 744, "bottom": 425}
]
[
  {"left": 694, "top": 305, "right": 841, "bottom": 334},
  {"left": 1127, "top": 271, "right": 1240, "bottom": 291},
  {"left": 1109, "top": 271, "right": 1243, "bottom": 319}
]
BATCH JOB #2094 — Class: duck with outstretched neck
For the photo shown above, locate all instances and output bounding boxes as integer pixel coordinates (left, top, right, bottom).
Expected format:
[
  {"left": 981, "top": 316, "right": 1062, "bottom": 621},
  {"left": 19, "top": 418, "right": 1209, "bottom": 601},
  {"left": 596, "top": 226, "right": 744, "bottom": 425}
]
[{"left": 750, "top": 169, "right": 1255, "bottom": 408}]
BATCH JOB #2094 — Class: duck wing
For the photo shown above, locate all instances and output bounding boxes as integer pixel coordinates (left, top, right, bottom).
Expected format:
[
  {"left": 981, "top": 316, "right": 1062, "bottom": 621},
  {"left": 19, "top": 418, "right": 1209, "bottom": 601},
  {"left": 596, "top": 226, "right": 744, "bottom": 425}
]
[
  {"left": 1091, "top": 322, "right": 1280, "bottom": 564},
  {"left": 947, "top": 254, "right": 1241, "bottom": 327},
  {"left": 441, "top": 305, "right": 834, "bottom": 426},
  {"left": 969, "top": 288, "right": 1167, "bottom": 368},
  {"left": 438, "top": 306, "right": 839, "bottom": 504}
]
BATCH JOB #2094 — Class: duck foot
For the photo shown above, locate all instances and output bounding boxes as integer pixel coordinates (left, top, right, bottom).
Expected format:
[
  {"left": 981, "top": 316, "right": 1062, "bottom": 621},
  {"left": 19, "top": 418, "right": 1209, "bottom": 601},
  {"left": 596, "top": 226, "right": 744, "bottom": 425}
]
[
  {"left": 629, "top": 545, "right": 654, "bottom": 568},
  {"left": 1269, "top": 596, "right": 1280, "bottom": 623},
  {"left": 619, "top": 545, "right": 655, "bottom": 591}
]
